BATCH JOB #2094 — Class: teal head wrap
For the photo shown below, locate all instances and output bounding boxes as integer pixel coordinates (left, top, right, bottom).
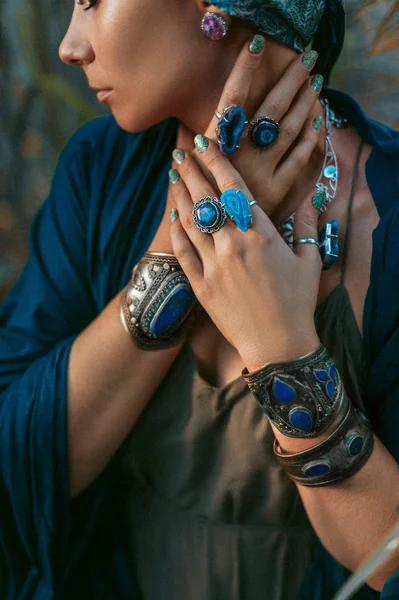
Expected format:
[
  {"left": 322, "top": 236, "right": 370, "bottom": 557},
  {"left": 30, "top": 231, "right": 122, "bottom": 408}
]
[{"left": 204, "top": 0, "right": 345, "bottom": 82}]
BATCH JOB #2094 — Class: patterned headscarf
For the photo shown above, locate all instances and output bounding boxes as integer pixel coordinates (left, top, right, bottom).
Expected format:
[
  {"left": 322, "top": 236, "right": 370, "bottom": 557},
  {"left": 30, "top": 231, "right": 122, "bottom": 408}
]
[{"left": 204, "top": 0, "right": 345, "bottom": 82}]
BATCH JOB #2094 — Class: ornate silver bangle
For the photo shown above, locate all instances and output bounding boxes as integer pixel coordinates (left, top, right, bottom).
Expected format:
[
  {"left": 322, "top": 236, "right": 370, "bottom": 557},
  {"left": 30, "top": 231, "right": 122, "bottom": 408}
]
[
  {"left": 242, "top": 345, "right": 348, "bottom": 438},
  {"left": 273, "top": 402, "right": 374, "bottom": 486},
  {"left": 120, "top": 252, "right": 199, "bottom": 350}
]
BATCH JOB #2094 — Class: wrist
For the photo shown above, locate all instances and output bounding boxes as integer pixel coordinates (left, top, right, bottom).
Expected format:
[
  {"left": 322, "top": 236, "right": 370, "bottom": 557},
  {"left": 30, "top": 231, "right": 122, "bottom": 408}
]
[{"left": 240, "top": 330, "right": 320, "bottom": 373}]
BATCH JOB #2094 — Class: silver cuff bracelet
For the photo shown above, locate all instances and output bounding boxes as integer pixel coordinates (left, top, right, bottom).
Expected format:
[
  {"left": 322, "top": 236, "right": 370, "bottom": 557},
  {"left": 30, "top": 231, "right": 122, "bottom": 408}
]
[
  {"left": 242, "top": 345, "right": 348, "bottom": 438},
  {"left": 120, "top": 252, "right": 199, "bottom": 350},
  {"left": 273, "top": 401, "right": 374, "bottom": 486}
]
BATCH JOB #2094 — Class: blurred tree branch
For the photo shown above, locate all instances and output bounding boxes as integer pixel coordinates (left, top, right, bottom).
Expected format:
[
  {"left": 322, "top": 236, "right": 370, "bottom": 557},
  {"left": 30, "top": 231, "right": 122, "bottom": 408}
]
[{"left": 356, "top": 0, "right": 399, "bottom": 55}]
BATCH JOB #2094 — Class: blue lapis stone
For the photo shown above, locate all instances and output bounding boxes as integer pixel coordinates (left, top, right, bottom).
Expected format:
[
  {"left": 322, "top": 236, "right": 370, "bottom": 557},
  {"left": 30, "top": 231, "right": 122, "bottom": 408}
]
[
  {"left": 217, "top": 105, "right": 247, "bottom": 156},
  {"left": 314, "top": 369, "right": 329, "bottom": 382},
  {"left": 249, "top": 118, "right": 279, "bottom": 149},
  {"left": 220, "top": 189, "right": 252, "bottom": 232},
  {"left": 149, "top": 284, "right": 194, "bottom": 336},
  {"left": 303, "top": 460, "right": 331, "bottom": 477},
  {"left": 347, "top": 434, "right": 364, "bottom": 456},
  {"left": 289, "top": 409, "right": 313, "bottom": 433},
  {"left": 326, "top": 380, "right": 335, "bottom": 399},
  {"left": 197, "top": 202, "right": 218, "bottom": 228},
  {"left": 329, "top": 365, "right": 336, "bottom": 379},
  {"left": 273, "top": 378, "right": 296, "bottom": 403}
]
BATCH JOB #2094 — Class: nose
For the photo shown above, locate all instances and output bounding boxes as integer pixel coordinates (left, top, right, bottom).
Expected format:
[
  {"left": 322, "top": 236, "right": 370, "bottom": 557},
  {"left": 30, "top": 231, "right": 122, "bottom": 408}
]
[{"left": 59, "top": 22, "right": 95, "bottom": 66}]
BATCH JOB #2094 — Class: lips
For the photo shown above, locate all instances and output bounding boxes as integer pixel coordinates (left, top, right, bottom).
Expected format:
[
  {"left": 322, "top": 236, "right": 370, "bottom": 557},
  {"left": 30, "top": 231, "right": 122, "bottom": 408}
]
[{"left": 95, "top": 89, "right": 113, "bottom": 103}]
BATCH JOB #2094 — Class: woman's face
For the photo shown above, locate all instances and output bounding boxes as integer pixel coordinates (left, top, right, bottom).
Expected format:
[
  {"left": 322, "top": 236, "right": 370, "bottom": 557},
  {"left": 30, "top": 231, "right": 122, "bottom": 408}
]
[{"left": 59, "top": 0, "right": 213, "bottom": 131}]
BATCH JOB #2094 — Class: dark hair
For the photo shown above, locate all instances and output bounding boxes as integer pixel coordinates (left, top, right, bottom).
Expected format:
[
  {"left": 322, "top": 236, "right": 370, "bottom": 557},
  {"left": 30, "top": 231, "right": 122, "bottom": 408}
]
[{"left": 312, "top": 0, "right": 345, "bottom": 84}]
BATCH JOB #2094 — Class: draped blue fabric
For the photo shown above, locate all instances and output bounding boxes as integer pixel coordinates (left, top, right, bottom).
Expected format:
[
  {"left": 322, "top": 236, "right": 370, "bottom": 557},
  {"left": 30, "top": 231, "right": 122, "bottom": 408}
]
[
  {"left": 203, "top": 1, "right": 345, "bottom": 81},
  {"left": 0, "top": 90, "right": 398, "bottom": 598}
]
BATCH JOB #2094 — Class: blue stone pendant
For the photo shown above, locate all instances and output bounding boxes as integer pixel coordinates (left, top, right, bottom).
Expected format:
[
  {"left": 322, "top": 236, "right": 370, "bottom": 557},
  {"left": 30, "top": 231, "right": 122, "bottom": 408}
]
[
  {"left": 216, "top": 105, "right": 248, "bottom": 156},
  {"left": 248, "top": 116, "right": 280, "bottom": 149},
  {"left": 318, "top": 219, "right": 339, "bottom": 270},
  {"left": 220, "top": 189, "right": 252, "bottom": 232},
  {"left": 192, "top": 195, "right": 226, "bottom": 234}
]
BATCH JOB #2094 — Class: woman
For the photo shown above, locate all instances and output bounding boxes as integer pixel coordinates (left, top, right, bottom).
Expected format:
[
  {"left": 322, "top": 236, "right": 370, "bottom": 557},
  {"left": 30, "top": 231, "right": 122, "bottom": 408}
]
[{"left": 0, "top": 0, "right": 398, "bottom": 598}]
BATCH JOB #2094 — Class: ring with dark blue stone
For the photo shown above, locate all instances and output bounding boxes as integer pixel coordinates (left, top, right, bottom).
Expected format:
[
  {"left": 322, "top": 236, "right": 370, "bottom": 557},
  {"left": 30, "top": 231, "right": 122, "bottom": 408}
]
[
  {"left": 192, "top": 195, "right": 227, "bottom": 234},
  {"left": 248, "top": 116, "right": 280, "bottom": 149},
  {"left": 216, "top": 105, "right": 248, "bottom": 156},
  {"left": 318, "top": 219, "right": 339, "bottom": 270}
]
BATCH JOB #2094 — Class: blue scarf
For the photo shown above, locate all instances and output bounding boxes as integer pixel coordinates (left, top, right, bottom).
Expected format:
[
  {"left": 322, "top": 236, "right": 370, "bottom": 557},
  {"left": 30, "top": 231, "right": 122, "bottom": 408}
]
[{"left": 204, "top": 0, "right": 345, "bottom": 82}]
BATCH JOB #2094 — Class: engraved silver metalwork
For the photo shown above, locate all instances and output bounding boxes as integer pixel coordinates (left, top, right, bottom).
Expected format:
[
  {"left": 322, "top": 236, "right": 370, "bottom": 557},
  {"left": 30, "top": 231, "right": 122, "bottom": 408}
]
[
  {"left": 120, "top": 253, "right": 198, "bottom": 350},
  {"left": 192, "top": 196, "right": 227, "bottom": 234},
  {"left": 273, "top": 401, "right": 374, "bottom": 486},
  {"left": 242, "top": 345, "right": 349, "bottom": 438}
]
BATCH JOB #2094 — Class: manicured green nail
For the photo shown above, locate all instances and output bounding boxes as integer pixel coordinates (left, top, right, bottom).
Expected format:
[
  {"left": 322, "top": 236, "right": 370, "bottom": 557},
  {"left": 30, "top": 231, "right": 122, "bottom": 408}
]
[
  {"left": 302, "top": 50, "right": 318, "bottom": 70},
  {"left": 312, "top": 115, "right": 323, "bottom": 131},
  {"left": 194, "top": 134, "right": 209, "bottom": 153},
  {"left": 168, "top": 168, "right": 180, "bottom": 184},
  {"left": 311, "top": 74, "right": 324, "bottom": 93},
  {"left": 170, "top": 208, "right": 179, "bottom": 222},
  {"left": 172, "top": 148, "right": 185, "bottom": 165},
  {"left": 249, "top": 34, "right": 265, "bottom": 55}
]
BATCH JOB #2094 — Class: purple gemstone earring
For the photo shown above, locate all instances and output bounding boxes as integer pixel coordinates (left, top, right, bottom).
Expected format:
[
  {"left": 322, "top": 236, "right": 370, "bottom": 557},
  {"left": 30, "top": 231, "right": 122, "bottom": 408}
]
[{"left": 201, "top": 12, "right": 228, "bottom": 40}]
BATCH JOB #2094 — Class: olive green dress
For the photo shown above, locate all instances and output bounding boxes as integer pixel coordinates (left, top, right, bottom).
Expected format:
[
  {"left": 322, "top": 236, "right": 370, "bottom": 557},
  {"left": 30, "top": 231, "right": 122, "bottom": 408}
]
[{"left": 118, "top": 163, "right": 369, "bottom": 600}]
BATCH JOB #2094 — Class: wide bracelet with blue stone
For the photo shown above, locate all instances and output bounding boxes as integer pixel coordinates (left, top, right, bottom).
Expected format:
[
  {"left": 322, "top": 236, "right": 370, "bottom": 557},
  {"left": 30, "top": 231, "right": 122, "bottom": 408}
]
[
  {"left": 120, "top": 253, "right": 198, "bottom": 350},
  {"left": 242, "top": 345, "right": 348, "bottom": 438},
  {"left": 273, "top": 401, "right": 374, "bottom": 486}
]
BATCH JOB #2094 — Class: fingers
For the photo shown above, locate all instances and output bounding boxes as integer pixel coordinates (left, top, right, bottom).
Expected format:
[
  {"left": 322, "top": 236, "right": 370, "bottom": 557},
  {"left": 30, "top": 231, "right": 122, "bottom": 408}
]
[
  {"left": 205, "top": 35, "right": 265, "bottom": 141},
  {"left": 292, "top": 191, "right": 322, "bottom": 270},
  {"left": 169, "top": 208, "right": 203, "bottom": 282},
  {"left": 190, "top": 136, "right": 274, "bottom": 235},
  {"left": 275, "top": 108, "right": 323, "bottom": 191},
  {"left": 168, "top": 168, "right": 215, "bottom": 256},
  {"left": 253, "top": 50, "right": 319, "bottom": 124},
  {"left": 273, "top": 74, "right": 323, "bottom": 152}
]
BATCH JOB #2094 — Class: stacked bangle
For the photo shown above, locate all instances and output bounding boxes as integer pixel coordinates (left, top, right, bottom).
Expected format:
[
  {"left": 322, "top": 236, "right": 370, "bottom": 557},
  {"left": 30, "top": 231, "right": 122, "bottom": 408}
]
[
  {"left": 120, "top": 252, "right": 198, "bottom": 350},
  {"left": 242, "top": 346, "right": 348, "bottom": 438},
  {"left": 273, "top": 402, "right": 374, "bottom": 486}
]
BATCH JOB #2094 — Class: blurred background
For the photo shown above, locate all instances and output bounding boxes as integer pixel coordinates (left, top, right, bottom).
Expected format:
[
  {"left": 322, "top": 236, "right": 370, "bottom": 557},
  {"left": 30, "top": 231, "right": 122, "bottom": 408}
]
[{"left": 0, "top": 0, "right": 399, "bottom": 301}]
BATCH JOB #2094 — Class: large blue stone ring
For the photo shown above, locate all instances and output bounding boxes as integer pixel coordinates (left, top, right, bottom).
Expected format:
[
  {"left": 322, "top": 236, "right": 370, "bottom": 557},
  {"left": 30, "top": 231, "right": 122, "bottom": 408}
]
[
  {"left": 192, "top": 196, "right": 227, "bottom": 234},
  {"left": 216, "top": 105, "right": 248, "bottom": 156},
  {"left": 248, "top": 116, "right": 280, "bottom": 150}
]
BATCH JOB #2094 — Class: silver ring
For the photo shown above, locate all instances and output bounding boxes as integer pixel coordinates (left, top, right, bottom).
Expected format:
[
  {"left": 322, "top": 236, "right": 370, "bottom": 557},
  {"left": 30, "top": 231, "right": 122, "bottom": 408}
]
[
  {"left": 249, "top": 200, "right": 258, "bottom": 207},
  {"left": 215, "top": 110, "right": 223, "bottom": 120},
  {"left": 293, "top": 237, "right": 320, "bottom": 248}
]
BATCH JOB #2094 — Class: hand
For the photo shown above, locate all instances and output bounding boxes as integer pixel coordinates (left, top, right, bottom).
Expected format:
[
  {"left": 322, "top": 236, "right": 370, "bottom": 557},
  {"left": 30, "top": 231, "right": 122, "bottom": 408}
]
[
  {"left": 169, "top": 137, "right": 321, "bottom": 372},
  {"left": 173, "top": 38, "right": 324, "bottom": 217}
]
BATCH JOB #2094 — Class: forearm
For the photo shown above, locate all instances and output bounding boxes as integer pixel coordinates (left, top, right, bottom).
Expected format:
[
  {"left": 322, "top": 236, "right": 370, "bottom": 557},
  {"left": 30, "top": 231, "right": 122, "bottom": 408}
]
[
  {"left": 68, "top": 288, "right": 182, "bottom": 497},
  {"left": 275, "top": 424, "right": 399, "bottom": 591},
  {"left": 244, "top": 340, "right": 399, "bottom": 592}
]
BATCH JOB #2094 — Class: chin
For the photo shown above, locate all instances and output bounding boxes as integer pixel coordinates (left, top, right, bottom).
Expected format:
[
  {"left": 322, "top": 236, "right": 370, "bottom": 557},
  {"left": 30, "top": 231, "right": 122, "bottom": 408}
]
[{"left": 110, "top": 101, "right": 168, "bottom": 133}]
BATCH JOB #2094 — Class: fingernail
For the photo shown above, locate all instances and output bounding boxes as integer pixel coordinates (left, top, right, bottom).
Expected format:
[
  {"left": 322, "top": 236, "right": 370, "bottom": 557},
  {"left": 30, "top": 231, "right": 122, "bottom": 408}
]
[
  {"left": 194, "top": 134, "right": 209, "bottom": 153},
  {"left": 311, "top": 74, "right": 324, "bottom": 93},
  {"left": 168, "top": 168, "right": 180, "bottom": 184},
  {"left": 312, "top": 115, "right": 323, "bottom": 131},
  {"left": 172, "top": 148, "right": 185, "bottom": 165},
  {"left": 170, "top": 208, "right": 179, "bottom": 222},
  {"left": 249, "top": 34, "right": 265, "bottom": 55},
  {"left": 301, "top": 50, "right": 318, "bottom": 70}
]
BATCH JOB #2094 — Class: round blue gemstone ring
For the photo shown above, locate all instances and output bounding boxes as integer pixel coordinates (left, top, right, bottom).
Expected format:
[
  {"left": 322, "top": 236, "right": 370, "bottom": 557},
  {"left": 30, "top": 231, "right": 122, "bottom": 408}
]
[
  {"left": 248, "top": 116, "right": 280, "bottom": 150},
  {"left": 192, "top": 196, "right": 227, "bottom": 234}
]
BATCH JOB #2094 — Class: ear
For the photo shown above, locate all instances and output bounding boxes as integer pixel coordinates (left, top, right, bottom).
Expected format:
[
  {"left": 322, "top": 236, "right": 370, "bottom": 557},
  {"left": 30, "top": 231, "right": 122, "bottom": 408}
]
[{"left": 196, "top": 0, "right": 232, "bottom": 26}]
